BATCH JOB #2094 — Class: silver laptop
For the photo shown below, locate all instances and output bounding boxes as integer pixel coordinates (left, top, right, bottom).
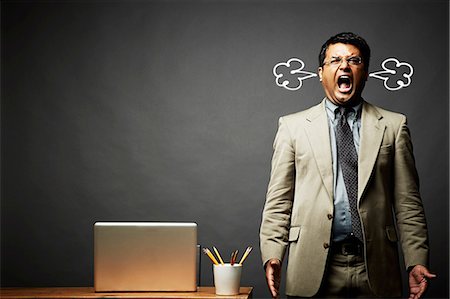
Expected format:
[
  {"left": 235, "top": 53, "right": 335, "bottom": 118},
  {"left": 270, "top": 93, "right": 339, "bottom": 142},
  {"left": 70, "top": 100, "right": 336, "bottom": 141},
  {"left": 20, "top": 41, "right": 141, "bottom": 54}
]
[{"left": 94, "top": 222, "right": 197, "bottom": 292}]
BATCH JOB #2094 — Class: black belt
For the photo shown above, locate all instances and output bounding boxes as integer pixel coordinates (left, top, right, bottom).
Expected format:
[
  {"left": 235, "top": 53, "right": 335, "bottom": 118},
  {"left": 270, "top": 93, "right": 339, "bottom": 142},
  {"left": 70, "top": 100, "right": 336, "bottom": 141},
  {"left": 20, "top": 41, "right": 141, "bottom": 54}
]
[{"left": 331, "top": 238, "right": 364, "bottom": 256}]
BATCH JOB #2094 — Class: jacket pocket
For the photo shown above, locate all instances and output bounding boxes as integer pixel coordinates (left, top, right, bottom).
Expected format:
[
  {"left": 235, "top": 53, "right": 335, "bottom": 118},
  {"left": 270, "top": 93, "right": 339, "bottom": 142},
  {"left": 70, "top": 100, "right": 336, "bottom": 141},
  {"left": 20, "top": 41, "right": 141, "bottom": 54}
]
[
  {"left": 288, "top": 226, "right": 301, "bottom": 242},
  {"left": 385, "top": 225, "right": 398, "bottom": 242}
]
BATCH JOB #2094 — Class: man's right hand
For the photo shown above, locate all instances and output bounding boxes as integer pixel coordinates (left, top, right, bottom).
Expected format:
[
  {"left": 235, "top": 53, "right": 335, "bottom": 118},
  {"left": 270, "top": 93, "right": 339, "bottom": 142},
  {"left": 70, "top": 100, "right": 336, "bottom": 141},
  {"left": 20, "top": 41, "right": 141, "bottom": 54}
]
[{"left": 265, "top": 258, "right": 281, "bottom": 299}]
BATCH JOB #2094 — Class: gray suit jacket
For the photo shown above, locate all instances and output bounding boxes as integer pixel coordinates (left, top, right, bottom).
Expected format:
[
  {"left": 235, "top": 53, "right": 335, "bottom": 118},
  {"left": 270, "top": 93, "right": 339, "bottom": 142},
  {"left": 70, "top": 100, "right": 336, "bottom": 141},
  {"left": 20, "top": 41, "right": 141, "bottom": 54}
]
[{"left": 260, "top": 99, "right": 429, "bottom": 297}]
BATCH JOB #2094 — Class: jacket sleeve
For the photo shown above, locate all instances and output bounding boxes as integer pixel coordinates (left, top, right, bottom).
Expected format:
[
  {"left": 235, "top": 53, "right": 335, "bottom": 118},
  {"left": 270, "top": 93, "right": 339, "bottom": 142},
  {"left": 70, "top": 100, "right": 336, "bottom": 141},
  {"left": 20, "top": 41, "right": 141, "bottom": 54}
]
[
  {"left": 260, "top": 117, "right": 296, "bottom": 266},
  {"left": 393, "top": 115, "right": 429, "bottom": 270}
]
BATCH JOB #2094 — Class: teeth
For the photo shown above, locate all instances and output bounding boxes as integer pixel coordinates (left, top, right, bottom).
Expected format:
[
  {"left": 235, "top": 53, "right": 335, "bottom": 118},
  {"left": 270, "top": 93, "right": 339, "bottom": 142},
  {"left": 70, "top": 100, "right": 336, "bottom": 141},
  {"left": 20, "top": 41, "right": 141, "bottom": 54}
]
[{"left": 337, "top": 75, "right": 352, "bottom": 92}]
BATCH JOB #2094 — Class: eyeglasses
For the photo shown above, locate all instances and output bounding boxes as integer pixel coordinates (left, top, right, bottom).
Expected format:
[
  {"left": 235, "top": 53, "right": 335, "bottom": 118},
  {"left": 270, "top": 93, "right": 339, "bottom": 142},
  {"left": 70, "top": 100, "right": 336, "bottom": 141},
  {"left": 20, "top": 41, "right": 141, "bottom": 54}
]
[{"left": 322, "top": 56, "right": 363, "bottom": 67}]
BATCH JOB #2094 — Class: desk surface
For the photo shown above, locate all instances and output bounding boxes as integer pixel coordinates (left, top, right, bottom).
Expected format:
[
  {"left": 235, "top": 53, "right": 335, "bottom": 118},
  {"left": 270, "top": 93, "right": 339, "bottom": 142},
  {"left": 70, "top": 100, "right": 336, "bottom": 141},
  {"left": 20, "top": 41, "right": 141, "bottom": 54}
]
[{"left": 0, "top": 287, "right": 253, "bottom": 299}]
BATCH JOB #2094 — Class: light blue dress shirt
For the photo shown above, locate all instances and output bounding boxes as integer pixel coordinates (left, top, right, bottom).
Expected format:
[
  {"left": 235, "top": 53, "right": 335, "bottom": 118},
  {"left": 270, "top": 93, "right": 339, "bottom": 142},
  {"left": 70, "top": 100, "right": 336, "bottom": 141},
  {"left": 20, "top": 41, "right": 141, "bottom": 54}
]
[{"left": 325, "top": 99, "right": 362, "bottom": 242}]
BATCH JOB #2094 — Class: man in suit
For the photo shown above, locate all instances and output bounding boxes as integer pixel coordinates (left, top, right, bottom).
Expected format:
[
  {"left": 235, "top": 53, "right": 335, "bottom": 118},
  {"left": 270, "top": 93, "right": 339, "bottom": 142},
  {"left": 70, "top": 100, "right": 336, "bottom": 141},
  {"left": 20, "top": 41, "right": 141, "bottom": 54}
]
[{"left": 260, "top": 32, "right": 435, "bottom": 298}]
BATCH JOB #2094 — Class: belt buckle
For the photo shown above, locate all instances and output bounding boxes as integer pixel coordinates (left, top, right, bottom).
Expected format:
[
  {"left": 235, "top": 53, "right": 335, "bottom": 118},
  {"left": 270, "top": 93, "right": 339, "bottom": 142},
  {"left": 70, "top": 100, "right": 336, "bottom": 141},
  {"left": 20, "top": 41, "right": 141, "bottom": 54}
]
[
  {"left": 342, "top": 242, "right": 361, "bottom": 255},
  {"left": 342, "top": 243, "right": 353, "bottom": 255}
]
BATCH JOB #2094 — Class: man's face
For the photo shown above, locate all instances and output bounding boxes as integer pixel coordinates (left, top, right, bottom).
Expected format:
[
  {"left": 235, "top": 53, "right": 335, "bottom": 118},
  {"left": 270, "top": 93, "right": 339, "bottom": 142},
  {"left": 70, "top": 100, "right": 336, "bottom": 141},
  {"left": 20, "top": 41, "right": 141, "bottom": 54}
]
[{"left": 318, "top": 43, "right": 368, "bottom": 106}]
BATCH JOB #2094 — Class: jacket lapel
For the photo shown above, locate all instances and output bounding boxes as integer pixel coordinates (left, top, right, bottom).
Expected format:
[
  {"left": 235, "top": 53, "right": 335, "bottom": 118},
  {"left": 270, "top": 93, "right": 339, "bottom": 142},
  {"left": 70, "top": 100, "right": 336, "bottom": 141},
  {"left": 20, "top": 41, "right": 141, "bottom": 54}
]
[
  {"left": 304, "top": 100, "right": 333, "bottom": 201},
  {"left": 358, "top": 101, "right": 386, "bottom": 200}
]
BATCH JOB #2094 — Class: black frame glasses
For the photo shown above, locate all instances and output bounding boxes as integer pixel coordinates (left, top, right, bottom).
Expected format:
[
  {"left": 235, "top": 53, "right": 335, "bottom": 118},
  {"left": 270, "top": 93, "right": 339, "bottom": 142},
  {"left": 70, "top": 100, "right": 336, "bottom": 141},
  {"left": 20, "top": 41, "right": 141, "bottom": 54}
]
[{"left": 322, "top": 56, "right": 363, "bottom": 67}]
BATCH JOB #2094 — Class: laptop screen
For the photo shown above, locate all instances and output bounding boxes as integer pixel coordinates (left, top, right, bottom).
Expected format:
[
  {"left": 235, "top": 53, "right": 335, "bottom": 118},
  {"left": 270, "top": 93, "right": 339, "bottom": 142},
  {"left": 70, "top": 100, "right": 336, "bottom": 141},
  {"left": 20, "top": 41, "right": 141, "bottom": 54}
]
[{"left": 94, "top": 222, "right": 197, "bottom": 292}]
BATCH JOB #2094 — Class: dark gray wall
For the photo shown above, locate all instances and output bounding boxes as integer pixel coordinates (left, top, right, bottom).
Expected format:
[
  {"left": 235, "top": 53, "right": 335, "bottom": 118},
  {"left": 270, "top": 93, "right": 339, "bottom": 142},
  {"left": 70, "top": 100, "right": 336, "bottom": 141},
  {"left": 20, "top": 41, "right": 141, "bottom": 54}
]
[{"left": 1, "top": 1, "right": 448, "bottom": 298}]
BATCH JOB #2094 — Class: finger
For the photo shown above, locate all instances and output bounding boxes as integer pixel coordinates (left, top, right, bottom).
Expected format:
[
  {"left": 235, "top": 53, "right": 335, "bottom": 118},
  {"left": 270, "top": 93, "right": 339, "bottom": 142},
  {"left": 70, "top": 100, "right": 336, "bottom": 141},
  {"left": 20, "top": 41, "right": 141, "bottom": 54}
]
[
  {"left": 409, "top": 288, "right": 419, "bottom": 299},
  {"left": 424, "top": 272, "right": 437, "bottom": 279},
  {"left": 418, "top": 280, "right": 428, "bottom": 298},
  {"left": 272, "top": 279, "right": 280, "bottom": 289},
  {"left": 268, "top": 280, "right": 278, "bottom": 298},
  {"left": 266, "top": 267, "right": 274, "bottom": 281},
  {"left": 267, "top": 276, "right": 279, "bottom": 298},
  {"left": 409, "top": 293, "right": 417, "bottom": 299},
  {"left": 270, "top": 287, "right": 279, "bottom": 299},
  {"left": 266, "top": 268, "right": 273, "bottom": 280},
  {"left": 267, "top": 276, "right": 276, "bottom": 289}
]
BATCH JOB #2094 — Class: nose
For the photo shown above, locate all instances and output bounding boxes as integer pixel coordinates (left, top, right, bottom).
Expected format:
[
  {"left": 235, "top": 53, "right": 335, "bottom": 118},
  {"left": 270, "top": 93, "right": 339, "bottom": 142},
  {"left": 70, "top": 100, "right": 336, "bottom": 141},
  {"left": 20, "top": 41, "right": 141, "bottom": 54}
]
[{"left": 339, "top": 59, "right": 351, "bottom": 70}]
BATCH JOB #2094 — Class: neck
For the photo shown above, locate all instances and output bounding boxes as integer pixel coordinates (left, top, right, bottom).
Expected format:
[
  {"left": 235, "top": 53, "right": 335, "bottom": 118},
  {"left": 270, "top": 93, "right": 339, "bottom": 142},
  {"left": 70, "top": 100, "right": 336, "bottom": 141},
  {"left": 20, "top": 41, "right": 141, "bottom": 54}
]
[{"left": 341, "top": 96, "right": 362, "bottom": 108}]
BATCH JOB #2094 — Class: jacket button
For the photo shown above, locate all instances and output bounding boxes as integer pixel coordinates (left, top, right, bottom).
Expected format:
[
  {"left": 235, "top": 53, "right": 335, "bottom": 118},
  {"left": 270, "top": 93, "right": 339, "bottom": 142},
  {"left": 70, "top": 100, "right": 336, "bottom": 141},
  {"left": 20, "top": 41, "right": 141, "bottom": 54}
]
[
  {"left": 327, "top": 213, "right": 333, "bottom": 220},
  {"left": 323, "top": 242, "right": 330, "bottom": 249}
]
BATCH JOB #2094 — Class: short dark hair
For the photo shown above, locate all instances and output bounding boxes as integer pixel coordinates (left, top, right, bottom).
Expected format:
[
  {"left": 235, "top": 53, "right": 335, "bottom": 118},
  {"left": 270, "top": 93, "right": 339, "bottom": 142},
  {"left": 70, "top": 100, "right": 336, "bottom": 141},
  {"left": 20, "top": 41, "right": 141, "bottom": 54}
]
[{"left": 319, "top": 32, "right": 371, "bottom": 71}]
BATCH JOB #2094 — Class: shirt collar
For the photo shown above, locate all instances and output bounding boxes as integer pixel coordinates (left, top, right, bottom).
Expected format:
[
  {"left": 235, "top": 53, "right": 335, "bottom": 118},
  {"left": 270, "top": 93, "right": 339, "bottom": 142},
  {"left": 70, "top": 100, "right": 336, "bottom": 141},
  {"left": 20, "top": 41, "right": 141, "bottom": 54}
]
[{"left": 325, "top": 98, "right": 362, "bottom": 120}]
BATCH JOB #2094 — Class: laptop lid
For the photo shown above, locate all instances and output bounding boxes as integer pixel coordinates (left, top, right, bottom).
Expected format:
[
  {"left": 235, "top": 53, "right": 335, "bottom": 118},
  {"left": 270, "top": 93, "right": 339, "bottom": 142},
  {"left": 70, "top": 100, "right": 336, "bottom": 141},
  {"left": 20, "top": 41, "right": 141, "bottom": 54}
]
[{"left": 94, "top": 222, "right": 197, "bottom": 292}]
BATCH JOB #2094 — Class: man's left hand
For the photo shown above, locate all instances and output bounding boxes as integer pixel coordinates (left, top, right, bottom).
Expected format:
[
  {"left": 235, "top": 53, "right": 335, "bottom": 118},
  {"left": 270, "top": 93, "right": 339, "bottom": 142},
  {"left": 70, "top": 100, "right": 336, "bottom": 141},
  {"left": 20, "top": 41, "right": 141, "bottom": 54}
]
[{"left": 408, "top": 265, "right": 436, "bottom": 299}]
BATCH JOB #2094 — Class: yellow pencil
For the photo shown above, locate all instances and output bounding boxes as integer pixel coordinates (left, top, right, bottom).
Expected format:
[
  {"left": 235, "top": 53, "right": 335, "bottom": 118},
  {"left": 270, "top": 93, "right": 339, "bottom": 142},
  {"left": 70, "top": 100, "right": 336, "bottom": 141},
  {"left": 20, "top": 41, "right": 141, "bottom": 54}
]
[
  {"left": 203, "top": 248, "right": 219, "bottom": 265},
  {"left": 213, "top": 246, "right": 225, "bottom": 265},
  {"left": 239, "top": 246, "right": 253, "bottom": 265}
]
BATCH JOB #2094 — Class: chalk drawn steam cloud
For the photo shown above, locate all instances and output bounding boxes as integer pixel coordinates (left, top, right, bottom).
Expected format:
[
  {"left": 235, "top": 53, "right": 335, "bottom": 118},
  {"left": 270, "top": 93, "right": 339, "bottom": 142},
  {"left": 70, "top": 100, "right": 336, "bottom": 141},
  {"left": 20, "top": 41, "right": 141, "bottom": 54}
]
[
  {"left": 368, "top": 58, "right": 414, "bottom": 91},
  {"left": 273, "top": 57, "right": 414, "bottom": 92},
  {"left": 273, "top": 58, "right": 317, "bottom": 91}
]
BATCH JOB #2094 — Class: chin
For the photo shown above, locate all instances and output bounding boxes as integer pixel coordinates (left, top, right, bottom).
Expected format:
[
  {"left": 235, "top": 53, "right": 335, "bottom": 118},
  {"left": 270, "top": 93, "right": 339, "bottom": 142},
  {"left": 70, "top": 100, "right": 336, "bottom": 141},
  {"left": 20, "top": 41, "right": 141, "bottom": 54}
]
[
  {"left": 335, "top": 92, "right": 360, "bottom": 105},
  {"left": 335, "top": 95, "right": 353, "bottom": 104}
]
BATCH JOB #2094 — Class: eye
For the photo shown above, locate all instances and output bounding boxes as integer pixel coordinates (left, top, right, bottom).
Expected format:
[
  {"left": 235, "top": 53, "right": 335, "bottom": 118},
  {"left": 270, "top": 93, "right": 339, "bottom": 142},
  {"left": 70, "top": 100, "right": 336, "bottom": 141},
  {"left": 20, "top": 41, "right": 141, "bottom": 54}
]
[
  {"left": 330, "top": 57, "right": 341, "bottom": 65},
  {"left": 348, "top": 57, "right": 362, "bottom": 65}
]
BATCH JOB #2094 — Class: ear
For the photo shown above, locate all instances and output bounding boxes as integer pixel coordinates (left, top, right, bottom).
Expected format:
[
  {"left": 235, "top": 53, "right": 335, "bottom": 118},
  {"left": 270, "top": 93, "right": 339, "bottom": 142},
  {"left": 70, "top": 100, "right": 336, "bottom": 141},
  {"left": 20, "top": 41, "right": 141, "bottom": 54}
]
[
  {"left": 318, "top": 67, "right": 323, "bottom": 81},
  {"left": 364, "top": 70, "right": 369, "bottom": 81}
]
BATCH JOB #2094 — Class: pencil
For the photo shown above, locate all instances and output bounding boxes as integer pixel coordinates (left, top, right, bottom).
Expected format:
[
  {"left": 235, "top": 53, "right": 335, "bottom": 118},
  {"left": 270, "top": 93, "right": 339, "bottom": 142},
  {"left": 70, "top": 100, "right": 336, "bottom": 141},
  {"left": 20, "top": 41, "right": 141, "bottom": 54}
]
[
  {"left": 203, "top": 248, "right": 219, "bottom": 265},
  {"left": 213, "top": 246, "right": 225, "bottom": 265},
  {"left": 230, "top": 250, "right": 238, "bottom": 265},
  {"left": 239, "top": 246, "right": 252, "bottom": 265}
]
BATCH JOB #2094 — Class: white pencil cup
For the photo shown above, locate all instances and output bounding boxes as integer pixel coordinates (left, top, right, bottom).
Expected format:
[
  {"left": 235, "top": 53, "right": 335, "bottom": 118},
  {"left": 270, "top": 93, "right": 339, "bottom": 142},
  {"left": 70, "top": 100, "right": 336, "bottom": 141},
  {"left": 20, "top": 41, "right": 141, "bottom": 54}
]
[{"left": 213, "top": 263, "right": 242, "bottom": 295}]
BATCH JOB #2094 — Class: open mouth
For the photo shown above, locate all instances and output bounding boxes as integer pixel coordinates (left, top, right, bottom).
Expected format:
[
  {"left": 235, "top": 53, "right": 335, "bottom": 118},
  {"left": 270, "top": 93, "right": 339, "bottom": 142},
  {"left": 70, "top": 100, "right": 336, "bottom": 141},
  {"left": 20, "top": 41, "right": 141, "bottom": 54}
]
[{"left": 337, "top": 75, "right": 352, "bottom": 93}]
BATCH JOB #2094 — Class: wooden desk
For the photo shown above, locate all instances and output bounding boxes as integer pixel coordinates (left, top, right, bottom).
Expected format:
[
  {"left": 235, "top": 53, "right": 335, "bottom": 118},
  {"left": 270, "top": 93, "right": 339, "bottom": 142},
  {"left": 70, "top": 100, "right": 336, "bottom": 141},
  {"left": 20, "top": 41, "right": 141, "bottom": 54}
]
[{"left": 0, "top": 287, "right": 253, "bottom": 299}]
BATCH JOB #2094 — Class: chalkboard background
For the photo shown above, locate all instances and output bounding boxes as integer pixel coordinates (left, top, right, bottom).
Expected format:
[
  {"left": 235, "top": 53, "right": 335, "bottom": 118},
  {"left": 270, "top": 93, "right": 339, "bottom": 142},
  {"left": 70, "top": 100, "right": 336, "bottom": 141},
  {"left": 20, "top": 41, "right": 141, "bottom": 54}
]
[{"left": 1, "top": 1, "right": 448, "bottom": 298}]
